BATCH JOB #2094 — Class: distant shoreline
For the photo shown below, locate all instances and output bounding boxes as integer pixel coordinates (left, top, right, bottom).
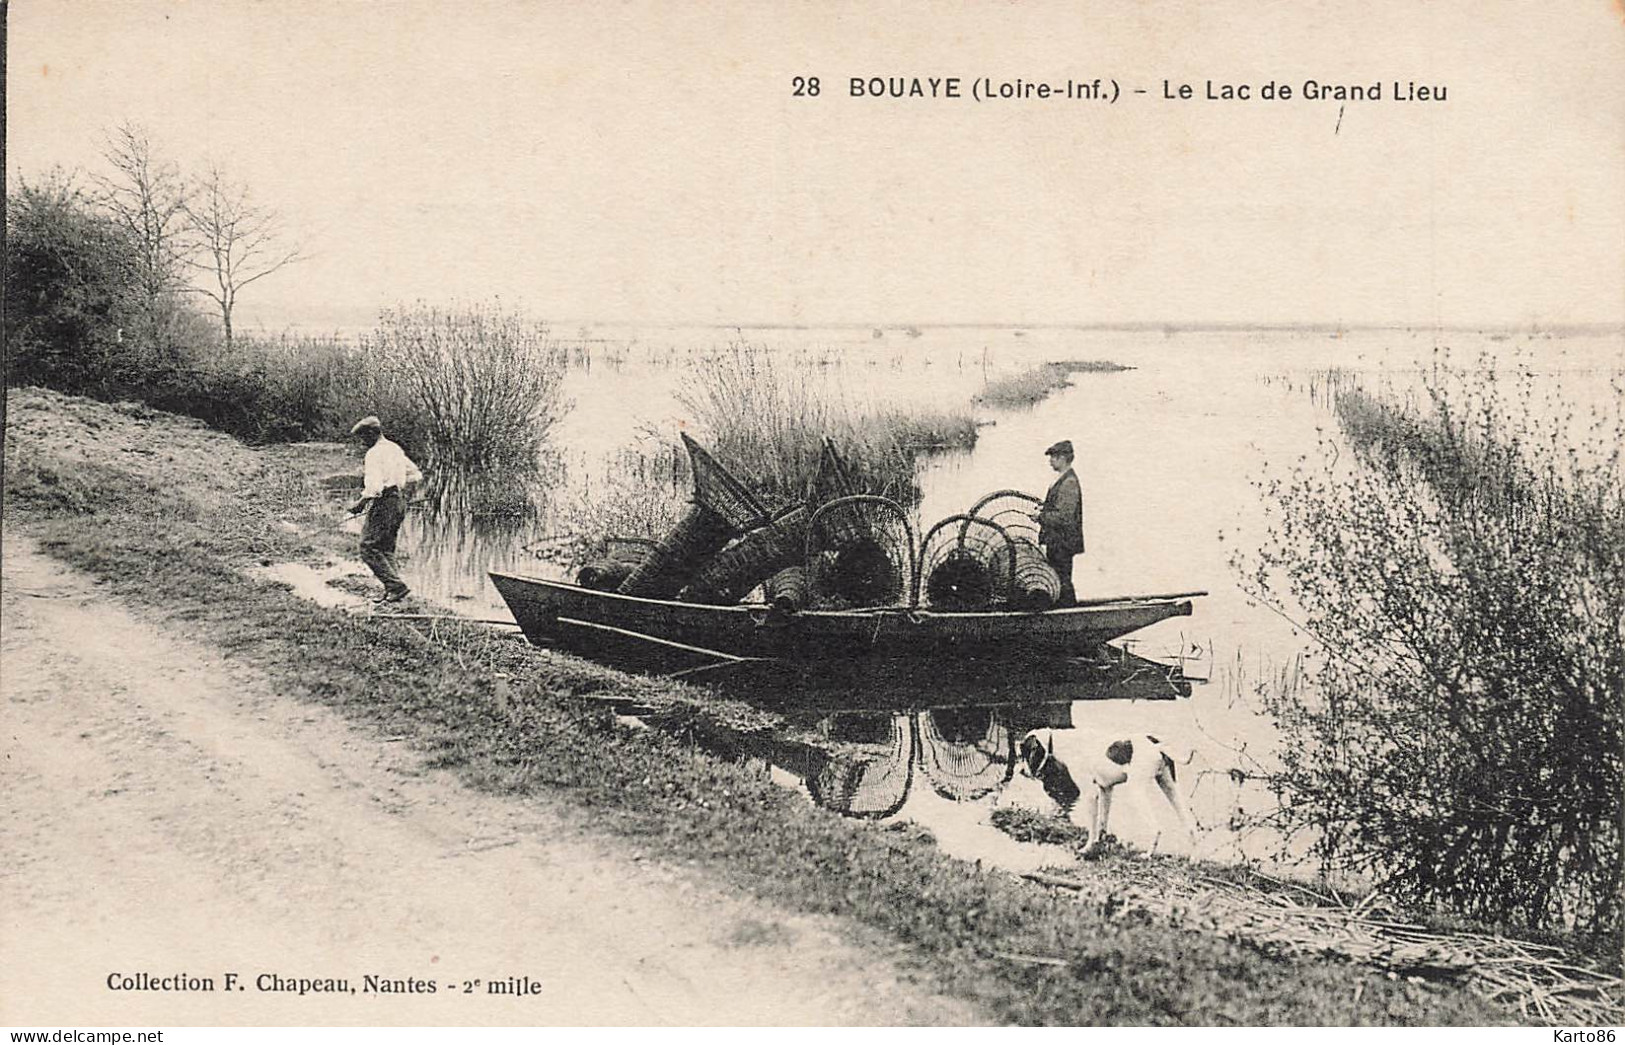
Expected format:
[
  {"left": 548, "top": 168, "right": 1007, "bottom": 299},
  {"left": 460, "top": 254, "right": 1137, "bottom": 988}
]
[{"left": 244, "top": 316, "right": 1625, "bottom": 339}]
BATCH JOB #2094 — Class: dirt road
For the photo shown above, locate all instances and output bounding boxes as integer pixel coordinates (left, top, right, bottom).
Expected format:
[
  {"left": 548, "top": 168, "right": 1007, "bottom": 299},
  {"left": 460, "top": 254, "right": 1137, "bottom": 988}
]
[{"left": 1, "top": 537, "right": 973, "bottom": 1026}]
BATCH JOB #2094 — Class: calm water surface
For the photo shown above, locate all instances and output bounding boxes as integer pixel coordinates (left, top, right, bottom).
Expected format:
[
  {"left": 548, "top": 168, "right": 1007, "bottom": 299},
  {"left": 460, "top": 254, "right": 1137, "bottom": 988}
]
[{"left": 378, "top": 326, "right": 1623, "bottom": 872}]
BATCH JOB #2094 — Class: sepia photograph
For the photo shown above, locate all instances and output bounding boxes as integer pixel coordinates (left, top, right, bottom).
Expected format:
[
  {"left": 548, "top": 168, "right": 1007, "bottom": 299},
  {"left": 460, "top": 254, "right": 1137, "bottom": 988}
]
[{"left": 3, "top": 0, "right": 1622, "bottom": 1032}]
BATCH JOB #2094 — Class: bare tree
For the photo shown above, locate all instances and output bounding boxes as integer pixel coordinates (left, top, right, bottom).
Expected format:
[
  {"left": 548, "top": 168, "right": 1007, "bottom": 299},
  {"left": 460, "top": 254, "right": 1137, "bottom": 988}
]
[
  {"left": 182, "top": 163, "right": 303, "bottom": 347},
  {"left": 95, "top": 122, "right": 192, "bottom": 354}
]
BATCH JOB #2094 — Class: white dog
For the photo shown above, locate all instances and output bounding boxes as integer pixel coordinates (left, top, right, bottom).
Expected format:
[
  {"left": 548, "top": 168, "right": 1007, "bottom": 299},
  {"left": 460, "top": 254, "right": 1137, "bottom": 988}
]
[{"left": 1018, "top": 729, "right": 1197, "bottom": 855}]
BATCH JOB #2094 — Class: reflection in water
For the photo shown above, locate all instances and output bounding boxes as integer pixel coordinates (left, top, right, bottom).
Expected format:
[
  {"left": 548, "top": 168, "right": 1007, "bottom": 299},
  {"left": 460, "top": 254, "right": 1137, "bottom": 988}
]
[
  {"left": 653, "top": 701, "right": 1091, "bottom": 873},
  {"left": 917, "top": 708, "right": 1015, "bottom": 802},
  {"left": 808, "top": 715, "right": 913, "bottom": 819},
  {"left": 788, "top": 706, "right": 1060, "bottom": 819},
  {"left": 634, "top": 678, "right": 1285, "bottom": 874},
  {"left": 401, "top": 469, "right": 559, "bottom": 608}
]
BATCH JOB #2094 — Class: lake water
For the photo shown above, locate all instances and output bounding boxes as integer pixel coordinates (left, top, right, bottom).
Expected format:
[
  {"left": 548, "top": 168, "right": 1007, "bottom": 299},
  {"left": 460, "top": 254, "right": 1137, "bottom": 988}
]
[{"left": 378, "top": 325, "right": 1624, "bottom": 873}]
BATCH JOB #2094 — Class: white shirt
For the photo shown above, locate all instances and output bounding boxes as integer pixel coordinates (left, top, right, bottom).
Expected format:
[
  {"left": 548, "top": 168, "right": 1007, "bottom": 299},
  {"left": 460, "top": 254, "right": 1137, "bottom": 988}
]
[{"left": 362, "top": 437, "right": 423, "bottom": 497}]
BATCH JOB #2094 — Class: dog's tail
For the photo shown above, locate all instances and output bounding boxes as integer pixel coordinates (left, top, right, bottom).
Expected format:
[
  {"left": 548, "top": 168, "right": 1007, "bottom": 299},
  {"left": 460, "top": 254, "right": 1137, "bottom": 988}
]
[{"left": 1147, "top": 734, "right": 1196, "bottom": 765}]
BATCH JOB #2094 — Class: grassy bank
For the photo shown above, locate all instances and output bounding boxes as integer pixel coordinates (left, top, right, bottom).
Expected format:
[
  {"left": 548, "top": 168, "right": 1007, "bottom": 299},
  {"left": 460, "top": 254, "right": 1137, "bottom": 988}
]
[
  {"left": 975, "top": 360, "right": 1133, "bottom": 409},
  {"left": 3, "top": 387, "right": 1510, "bottom": 1025}
]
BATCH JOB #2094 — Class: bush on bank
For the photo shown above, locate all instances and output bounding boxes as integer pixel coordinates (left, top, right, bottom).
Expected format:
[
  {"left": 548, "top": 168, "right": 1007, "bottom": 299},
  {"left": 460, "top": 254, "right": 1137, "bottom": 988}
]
[{"left": 1240, "top": 361, "right": 1623, "bottom": 947}]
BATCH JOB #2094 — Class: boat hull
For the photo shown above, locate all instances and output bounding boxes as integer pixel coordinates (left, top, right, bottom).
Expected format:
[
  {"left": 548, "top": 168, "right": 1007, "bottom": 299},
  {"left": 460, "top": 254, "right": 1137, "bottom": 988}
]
[{"left": 488, "top": 571, "right": 1193, "bottom": 662}]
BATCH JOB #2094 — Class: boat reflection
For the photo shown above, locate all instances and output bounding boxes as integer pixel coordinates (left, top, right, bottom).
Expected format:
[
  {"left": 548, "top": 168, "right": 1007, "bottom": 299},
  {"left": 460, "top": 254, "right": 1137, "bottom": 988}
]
[
  {"left": 794, "top": 702, "right": 1076, "bottom": 819},
  {"left": 639, "top": 700, "right": 1076, "bottom": 822}
]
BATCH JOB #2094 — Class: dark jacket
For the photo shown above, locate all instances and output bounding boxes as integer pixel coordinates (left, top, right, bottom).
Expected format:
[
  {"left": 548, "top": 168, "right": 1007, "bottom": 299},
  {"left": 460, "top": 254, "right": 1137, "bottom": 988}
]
[{"left": 1037, "top": 468, "right": 1085, "bottom": 555}]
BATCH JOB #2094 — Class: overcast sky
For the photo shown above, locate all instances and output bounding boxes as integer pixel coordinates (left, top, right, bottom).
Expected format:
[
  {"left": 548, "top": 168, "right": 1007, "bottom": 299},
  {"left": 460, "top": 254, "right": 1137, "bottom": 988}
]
[{"left": 10, "top": 1, "right": 1625, "bottom": 330}]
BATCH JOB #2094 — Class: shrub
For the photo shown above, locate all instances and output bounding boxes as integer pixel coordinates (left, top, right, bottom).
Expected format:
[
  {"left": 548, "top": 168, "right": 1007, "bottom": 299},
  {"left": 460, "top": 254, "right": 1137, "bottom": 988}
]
[
  {"left": 1238, "top": 359, "right": 1623, "bottom": 945},
  {"left": 346, "top": 302, "right": 570, "bottom": 474},
  {"left": 4, "top": 173, "right": 145, "bottom": 393}
]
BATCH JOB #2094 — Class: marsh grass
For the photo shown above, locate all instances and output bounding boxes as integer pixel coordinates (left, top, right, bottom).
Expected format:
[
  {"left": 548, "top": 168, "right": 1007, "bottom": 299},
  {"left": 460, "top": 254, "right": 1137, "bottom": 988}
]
[
  {"left": 975, "top": 363, "right": 1074, "bottom": 408},
  {"left": 975, "top": 360, "right": 1134, "bottom": 409},
  {"left": 676, "top": 341, "right": 976, "bottom": 504}
]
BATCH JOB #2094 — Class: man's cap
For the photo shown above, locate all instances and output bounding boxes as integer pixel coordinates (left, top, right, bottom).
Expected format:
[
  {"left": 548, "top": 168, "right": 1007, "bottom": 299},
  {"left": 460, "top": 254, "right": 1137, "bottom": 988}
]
[
  {"left": 350, "top": 415, "right": 383, "bottom": 435},
  {"left": 1045, "top": 440, "right": 1074, "bottom": 457}
]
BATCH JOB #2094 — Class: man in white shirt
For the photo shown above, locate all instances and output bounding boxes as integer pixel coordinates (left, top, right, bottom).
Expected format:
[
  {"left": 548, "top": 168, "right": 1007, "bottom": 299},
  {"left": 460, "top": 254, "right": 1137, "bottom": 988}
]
[{"left": 347, "top": 415, "right": 424, "bottom": 603}]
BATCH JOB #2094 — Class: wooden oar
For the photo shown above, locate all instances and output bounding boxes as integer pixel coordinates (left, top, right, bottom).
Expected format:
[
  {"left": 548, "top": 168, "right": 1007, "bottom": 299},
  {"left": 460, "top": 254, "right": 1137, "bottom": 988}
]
[
  {"left": 371, "top": 612, "right": 521, "bottom": 627},
  {"left": 555, "top": 616, "right": 774, "bottom": 666},
  {"left": 1069, "top": 590, "right": 1208, "bottom": 607}
]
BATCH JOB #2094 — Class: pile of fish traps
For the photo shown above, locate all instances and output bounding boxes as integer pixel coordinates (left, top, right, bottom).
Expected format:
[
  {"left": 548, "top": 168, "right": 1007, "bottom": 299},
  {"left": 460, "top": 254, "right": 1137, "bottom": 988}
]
[
  {"left": 576, "top": 437, "right": 1063, "bottom": 613},
  {"left": 915, "top": 490, "right": 1062, "bottom": 611}
]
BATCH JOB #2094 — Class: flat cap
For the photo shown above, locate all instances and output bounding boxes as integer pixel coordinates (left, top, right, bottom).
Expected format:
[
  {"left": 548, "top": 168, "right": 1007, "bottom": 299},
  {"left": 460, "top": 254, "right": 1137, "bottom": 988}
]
[
  {"left": 349, "top": 415, "right": 383, "bottom": 434},
  {"left": 1044, "top": 440, "right": 1074, "bottom": 457}
]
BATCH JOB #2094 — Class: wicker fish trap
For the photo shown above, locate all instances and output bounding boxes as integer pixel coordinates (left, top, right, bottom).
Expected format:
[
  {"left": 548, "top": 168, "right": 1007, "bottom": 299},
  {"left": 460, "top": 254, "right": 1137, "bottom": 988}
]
[
  {"left": 577, "top": 560, "right": 634, "bottom": 590},
  {"left": 916, "top": 708, "right": 1016, "bottom": 802},
  {"left": 1010, "top": 538, "right": 1061, "bottom": 611},
  {"left": 682, "top": 432, "right": 770, "bottom": 532},
  {"left": 681, "top": 505, "right": 810, "bottom": 605},
  {"left": 809, "top": 436, "right": 859, "bottom": 508},
  {"left": 917, "top": 513, "right": 1017, "bottom": 610},
  {"left": 575, "top": 537, "right": 657, "bottom": 590},
  {"left": 968, "top": 489, "right": 1043, "bottom": 544},
  {"left": 806, "top": 495, "right": 917, "bottom": 608},
  {"left": 614, "top": 501, "right": 736, "bottom": 598},
  {"left": 969, "top": 489, "right": 1061, "bottom": 610},
  {"left": 765, "top": 566, "right": 809, "bottom": 614}
]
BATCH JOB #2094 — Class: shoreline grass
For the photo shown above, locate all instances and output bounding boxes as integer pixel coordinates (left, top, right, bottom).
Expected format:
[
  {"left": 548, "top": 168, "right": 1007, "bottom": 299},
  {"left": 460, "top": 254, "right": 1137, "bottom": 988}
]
[
  {"left": 2, "top": 386, "right": 1517, "bottom": 1026},
  {"left": 974, "top": 360, "right": 1133, "bottom": 409}
]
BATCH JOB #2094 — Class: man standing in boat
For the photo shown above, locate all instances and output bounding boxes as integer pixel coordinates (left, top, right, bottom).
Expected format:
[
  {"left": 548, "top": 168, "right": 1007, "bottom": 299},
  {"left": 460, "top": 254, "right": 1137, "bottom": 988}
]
[
  {"left": 1035, "top": 439, "right": 1084, "bottom": 606},
  {"left": 347, "top": 415, "right": 423, "bottom": 604}
]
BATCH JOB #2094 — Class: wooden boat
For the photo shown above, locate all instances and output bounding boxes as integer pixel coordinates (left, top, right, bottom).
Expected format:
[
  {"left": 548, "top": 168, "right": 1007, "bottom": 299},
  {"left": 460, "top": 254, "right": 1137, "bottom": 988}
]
[{"left": 489, "top": 570, "right": 1202, "bottom": 666}]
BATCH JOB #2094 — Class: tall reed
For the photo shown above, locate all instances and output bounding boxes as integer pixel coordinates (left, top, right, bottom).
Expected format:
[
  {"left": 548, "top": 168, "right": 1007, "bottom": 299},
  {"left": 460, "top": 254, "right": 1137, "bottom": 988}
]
[{"left": 676, "top": 341, "right": 976, "bottom": 504}]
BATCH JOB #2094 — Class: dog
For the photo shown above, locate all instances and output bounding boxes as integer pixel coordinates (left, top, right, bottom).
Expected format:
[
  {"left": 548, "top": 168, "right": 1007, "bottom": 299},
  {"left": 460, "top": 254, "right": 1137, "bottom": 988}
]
[{"left": 1018, "top": 728, "right": 1197, "bottom": 855}]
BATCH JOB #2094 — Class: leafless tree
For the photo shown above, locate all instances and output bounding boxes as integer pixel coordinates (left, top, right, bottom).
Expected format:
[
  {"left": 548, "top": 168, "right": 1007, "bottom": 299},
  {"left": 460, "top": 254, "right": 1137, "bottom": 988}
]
[
  {"left": 182, "top": 163, "right": 303, "bottom": 347},
  {"left": 95, "top": 122, "right": 191, "bottom": 354}
]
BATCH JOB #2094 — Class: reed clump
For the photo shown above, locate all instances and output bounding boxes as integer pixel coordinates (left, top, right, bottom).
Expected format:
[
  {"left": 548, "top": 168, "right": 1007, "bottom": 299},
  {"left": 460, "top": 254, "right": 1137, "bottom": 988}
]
[
  {"left": 676, "top": 341, "right": 976, "bottom": 504},
  {"left": 974, "top": 360, "right": 1133, "bottom": 409},
  {"left": 1239, "top": 357, "right": 1624, "bottom": 949}
]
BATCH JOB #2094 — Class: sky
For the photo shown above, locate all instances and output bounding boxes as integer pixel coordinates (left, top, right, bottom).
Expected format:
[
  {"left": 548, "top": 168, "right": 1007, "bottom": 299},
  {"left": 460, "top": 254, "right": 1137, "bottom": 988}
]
[{"left": 9, "top": 1, "right": 1625, "bottom": 331}]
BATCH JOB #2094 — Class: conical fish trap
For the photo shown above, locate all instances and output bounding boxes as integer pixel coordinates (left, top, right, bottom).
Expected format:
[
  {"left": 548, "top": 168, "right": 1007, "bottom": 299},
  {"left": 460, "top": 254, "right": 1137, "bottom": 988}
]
[
  {"left": 918, "top": 513, "right": 1017, "bottom": 610},
  {"left": 968, "top": 489, "right": 1043, "bottom": 544},
  {"left": 576, "top": 537, "right": 656, "bottom": 590},
  {"left": 969, "top": 489, "right": 1061, "bottom": 611},
  {"left": 765, "top": 566, "right": 809, "bottom": 614},
  {"left": 681, "top": 505, "right": 810, "bottom": 605},
  {"left": 682, "top": 432, "right": 770, "bottom": 532},
  {"left": 809, "top": 436, "right": 859, "bottom": 508},
  {"left": 615, "top": 501, "right": 736, "bottom": 598},
  {"left": 806, "top": 495, "right": 917, "bottom": 609},
  {"left": 1009, "top": 538, "right": 1062, "bottom": 611},
  {"left": 616, "top": 435, "right": 769, "bottom": 599}
]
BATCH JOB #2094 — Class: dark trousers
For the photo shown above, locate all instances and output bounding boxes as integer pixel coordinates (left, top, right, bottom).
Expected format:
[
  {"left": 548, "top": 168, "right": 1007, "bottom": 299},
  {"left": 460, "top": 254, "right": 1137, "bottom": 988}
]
[
  {"left": 1045, "top": 544, "right": 1077, "bottom": 607},
  {"left": 360, "top": 488, "right": 410, "bottom": 597}
]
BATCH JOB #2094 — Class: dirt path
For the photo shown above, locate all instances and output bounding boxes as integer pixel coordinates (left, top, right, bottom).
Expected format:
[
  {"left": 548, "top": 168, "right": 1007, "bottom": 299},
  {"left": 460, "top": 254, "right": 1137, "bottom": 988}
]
[{"left": 1, "top": 537, "right": 975, "bottom": 1026}]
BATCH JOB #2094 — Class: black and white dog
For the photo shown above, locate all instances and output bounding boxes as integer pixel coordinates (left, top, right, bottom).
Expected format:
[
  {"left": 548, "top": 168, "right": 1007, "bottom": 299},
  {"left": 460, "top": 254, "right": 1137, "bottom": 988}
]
[{"left": 1018, "top": 729, "right": 1197, "bottom": 855}]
